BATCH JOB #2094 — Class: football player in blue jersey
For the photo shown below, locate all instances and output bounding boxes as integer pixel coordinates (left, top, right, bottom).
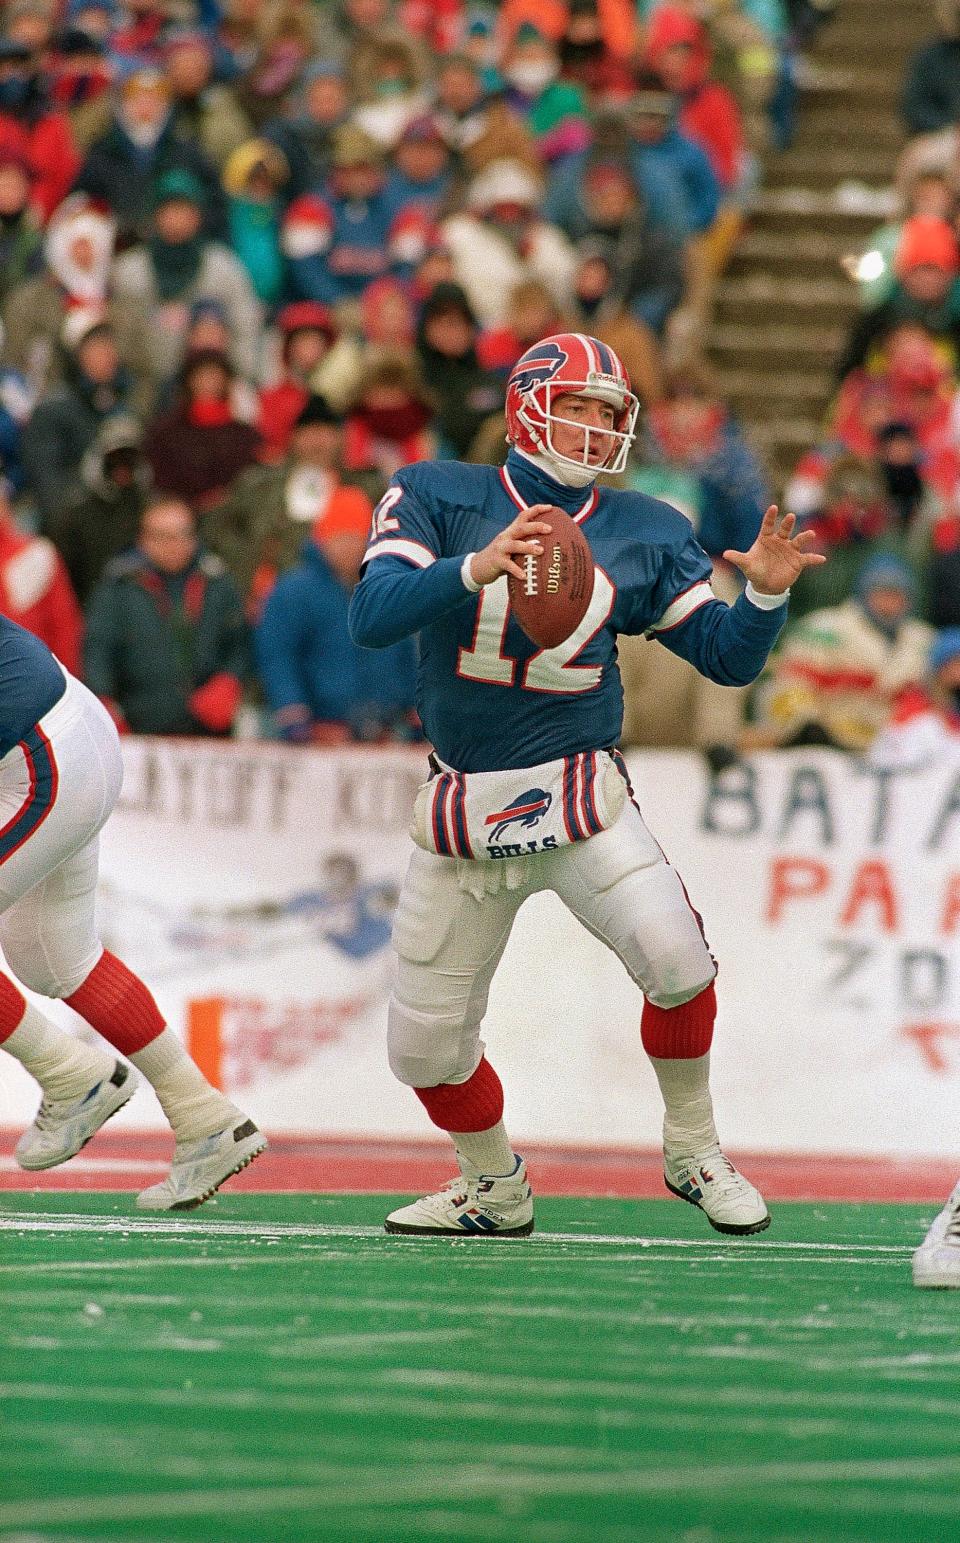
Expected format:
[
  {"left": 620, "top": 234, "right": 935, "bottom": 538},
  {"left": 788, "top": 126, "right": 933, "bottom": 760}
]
[
  {"left": 349, "top": 332, "right": 825, "bottom": 1237},
  {"left": 0, "top": 617, "right": 265, "bottom": 1208}
]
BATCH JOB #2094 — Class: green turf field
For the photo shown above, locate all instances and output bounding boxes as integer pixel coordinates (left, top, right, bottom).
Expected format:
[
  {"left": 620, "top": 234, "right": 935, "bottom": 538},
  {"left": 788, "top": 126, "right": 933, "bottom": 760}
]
[{"left": 2, "top": 1192, "right": 959, "bottom": 1543}]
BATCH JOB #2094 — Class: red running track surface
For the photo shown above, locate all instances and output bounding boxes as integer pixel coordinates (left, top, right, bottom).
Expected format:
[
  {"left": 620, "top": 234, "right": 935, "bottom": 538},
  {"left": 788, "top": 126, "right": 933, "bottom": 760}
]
[{"left": 0, "top": 1129, "right": 957, "bottom": 1202}]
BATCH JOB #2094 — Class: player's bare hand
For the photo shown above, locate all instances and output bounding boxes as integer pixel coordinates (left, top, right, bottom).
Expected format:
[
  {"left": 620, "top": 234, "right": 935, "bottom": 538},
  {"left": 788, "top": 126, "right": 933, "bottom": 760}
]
[
  {"left": 469, "top": 504, "right": 554, "bottom": 587},
  {"left": 723, "top": 505, "right": 826, "bottom": 595}
]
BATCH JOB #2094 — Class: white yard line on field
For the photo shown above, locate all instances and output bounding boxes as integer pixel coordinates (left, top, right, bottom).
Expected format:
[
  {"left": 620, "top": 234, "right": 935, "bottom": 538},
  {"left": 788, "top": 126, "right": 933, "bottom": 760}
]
[
  {"left": 0, "top": 1457, "right": 957, "bottom": 1529},
  {"left": 0, "top": 1214, "right": 912, "bottom": 1253}
]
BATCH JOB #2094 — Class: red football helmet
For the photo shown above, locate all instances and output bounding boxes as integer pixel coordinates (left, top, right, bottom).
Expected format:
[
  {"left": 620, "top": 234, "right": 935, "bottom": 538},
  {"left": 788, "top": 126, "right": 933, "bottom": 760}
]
[{"left": 505, "top": 333, "right": 640, "bottom": 479}]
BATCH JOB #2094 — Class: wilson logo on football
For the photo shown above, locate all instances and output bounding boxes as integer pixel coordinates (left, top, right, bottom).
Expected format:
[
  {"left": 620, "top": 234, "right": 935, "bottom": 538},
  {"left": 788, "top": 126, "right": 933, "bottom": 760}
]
[{"left": 485, "top": 788, "right": 552, "bottom": 843}]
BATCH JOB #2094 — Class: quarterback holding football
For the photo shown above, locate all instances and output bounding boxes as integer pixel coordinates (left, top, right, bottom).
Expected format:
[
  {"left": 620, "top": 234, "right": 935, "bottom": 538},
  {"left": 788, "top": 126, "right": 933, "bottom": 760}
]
[{"left": 349, "top": 332, "right": 824, "bottom": 1238}]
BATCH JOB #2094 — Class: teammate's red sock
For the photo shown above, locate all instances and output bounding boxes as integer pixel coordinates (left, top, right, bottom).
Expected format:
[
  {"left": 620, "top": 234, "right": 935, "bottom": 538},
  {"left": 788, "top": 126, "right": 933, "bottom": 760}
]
[
  {"left": 641, "top": 982, "right": 716, "bottom": 1060},
  {"left": 414, "top": 1056, "right": 505, "bottom": 1132},
  {"left": 0, "top": 971, "right": 27, "bottom": 1042},
  {"left": 65, "top": 951, "right": 166, "bottom": 1056}
]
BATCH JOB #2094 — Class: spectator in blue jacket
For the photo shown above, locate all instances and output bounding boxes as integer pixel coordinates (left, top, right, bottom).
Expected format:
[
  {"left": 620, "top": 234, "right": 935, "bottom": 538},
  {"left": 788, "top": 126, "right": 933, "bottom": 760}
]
[
  {"left": 545, "top": 80, "right": 720, "bottom": 246},
  {"left": 255, "top": 505, "right": 418, "bottom": 744},
  {"left": 902, "top": 2, "right": 960, "bottom": 136},
  {"left": 280, "top": 123, "right": 427, "bottom": 310}
]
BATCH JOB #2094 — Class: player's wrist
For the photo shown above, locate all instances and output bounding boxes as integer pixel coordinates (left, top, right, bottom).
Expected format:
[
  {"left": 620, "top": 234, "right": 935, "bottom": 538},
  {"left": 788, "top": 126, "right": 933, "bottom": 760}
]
[
  {"left": 745, "top": 580, "right": 790, "bottom": 609},
  {"left": 461, "top": 552, "right": 483, "bottom": 592}
]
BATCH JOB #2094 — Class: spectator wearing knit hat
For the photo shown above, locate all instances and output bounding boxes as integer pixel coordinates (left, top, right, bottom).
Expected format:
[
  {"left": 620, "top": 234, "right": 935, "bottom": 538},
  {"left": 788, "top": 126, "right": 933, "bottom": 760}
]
[
  {"left": 143, "top": 347, "right": 261, "bottom": 510},
  {"left": 73, "top": 64, "right": 227, "bottom": 245},
  {"left": 837, "top": 215, "right": 960, "bottom": 382},
  {"left": 255, "top": 494, "right": 417, "bottom": 746},
  {"left": 21, "top": 308, "right": 139, "bottom": 526},
  {"left": 342, "top": 350, "right": 436, "bottom": 495},
  {"left": 111, "top": 168, "right": 263, "bottom": 382},
  {"left": 257, "top": 302, "right": 338, "bottom": 461},
  {"left": 390, "top": 114, "right": 453, "bottom": 222},
  {"left": 208, "top": 392, "right": 374, "bottom": 614}
]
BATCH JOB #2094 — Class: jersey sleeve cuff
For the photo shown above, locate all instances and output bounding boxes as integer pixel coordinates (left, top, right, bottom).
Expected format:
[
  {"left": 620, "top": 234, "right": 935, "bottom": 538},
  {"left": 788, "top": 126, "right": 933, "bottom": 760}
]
[
  {"left": 460, "top": 553, "right": 482, "bottom": 593},
  {"left": 745, "top": 580, "right": 790, "bottom": 611}
]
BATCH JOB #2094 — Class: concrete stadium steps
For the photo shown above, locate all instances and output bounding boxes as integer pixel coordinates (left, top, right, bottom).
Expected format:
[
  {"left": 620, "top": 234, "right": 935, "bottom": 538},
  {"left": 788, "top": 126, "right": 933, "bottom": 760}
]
[{"left": 707, "top": 0, "right": 932, "bottom": 489}]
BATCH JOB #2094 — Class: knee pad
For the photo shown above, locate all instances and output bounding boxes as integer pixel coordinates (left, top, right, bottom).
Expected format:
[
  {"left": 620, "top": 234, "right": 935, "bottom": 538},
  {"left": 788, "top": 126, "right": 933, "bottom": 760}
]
[{"left": 387, "top": 996, "right": 483, "bottom": 1089}]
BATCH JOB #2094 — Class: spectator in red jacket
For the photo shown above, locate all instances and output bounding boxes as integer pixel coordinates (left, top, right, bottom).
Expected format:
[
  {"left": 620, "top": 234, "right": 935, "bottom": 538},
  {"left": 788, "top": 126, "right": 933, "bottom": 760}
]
[
  {"left": 0, "top": 38, "right": 80, "bottom": 223},
  {"left": 144, "top": 348, "right": 261, "bottom": 511},
  {"left": 257, "top": 301, "right": 338, "bottom": 462},
  {"left": 0, "top": 479, "right": 83, "bottom": 673}
]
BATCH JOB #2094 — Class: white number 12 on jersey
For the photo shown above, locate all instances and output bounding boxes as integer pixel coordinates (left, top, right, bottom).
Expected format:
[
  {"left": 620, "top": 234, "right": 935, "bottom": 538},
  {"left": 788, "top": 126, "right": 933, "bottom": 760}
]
[{"left": 457, "top": 571, "right": 615, "bottom": 694}]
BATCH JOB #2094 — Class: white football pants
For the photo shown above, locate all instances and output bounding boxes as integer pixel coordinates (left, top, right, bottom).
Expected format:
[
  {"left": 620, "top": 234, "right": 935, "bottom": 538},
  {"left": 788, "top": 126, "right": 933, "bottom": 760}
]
[
  {"left": 388, "top": 800, "right": 717, "bottom": 1088},
  {"left": 0, "top": 670, "right": 123, "bottom": 998}
]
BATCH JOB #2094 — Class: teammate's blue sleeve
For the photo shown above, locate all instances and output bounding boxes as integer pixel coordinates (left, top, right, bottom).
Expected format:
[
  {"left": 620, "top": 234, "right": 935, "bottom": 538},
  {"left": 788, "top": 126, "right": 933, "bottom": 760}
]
[{"left": 348, "top": 473, "right": 476, "bottom": 647}]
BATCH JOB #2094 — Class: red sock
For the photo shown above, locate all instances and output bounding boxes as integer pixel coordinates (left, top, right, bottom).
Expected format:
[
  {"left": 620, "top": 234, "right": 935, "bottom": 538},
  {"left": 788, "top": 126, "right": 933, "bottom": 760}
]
[
  {"left": 0, "top": 972, "right": 27, "bottom": 1042},
  {"left": 65, "top": 951, "right": 166, "bottom": 1056},
  {"left": 641, "top": 981, "right": 716, "bottom": 1060},
  {"left": 414, "top": 1056, "right": 505, "bottom": 1132}
]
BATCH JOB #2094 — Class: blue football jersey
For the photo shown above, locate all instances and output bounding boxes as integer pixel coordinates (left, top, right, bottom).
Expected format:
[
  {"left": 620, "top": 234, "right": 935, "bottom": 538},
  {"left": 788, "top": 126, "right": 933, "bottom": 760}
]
[
  {"left": 0, "top": 615, "right": 67, "bottom": 757},
  {"left": 349, "top": 449, "right": 786, "bottom": 773}
]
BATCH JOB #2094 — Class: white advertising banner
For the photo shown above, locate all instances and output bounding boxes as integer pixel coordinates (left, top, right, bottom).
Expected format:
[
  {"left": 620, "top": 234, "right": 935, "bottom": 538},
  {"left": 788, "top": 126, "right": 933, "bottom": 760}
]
[{"left": 1, "top": 738, "right": 958, "bottom": 1157}]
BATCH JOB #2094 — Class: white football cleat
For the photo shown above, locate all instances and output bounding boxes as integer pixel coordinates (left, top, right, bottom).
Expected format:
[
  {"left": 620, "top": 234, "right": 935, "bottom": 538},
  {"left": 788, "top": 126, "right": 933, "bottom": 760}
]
[
  {"left": 136, "top": 1117, "right": 267, "bottom": 1211},
  {"left": 913, "top": 1182, "right": 960, "bottom": 1288},
  {"left": 16, "top": 1061, "right": 136, "bottom": 1171},
  {"left": 664, "top": 1145, "right": 770, "bottom": 1235},
  {"left": 385, "top": 1154, "right": 534, "bottom": 1236}
]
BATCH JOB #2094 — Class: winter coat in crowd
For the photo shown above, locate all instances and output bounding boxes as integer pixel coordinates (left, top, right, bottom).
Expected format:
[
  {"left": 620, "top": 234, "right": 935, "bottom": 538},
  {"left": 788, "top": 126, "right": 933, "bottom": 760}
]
[
  {"left": 255, "top": 538, "right": 417, "bottom": 740},
  {"left": 0, "top": 510, "right": 83, "bottom": 675},
  {"left": 74, "top": 112, "right": 228, "bottom": 242},
  {"left": 144, "top": 392, "right": 261, "bottom": 509},
  {"left": 48, "top": 416, "right": 152, "bottom": 606},
  {"left": 0, "top": 68, "right": 81, "bottom": 223},
  {"left": 111, "top": 237, "right": 263, "bottom": 383},
  {"left": 83, "top": 545, "right": 249, "bottom": 735},
  {"left": 414, "top": 284, "right": 505, "bottom": 458},
  {"left": 21, "top": 356, "right": 139, "bottom": 527},
  {"left": 546, "top": 123, "right": 720, "bottom": 244},
  {"left": 206, "top": 458, "right": 373, "bottom": 607},
  {"left": 902, "top": 3, "right": 960, "bottom": 135}
]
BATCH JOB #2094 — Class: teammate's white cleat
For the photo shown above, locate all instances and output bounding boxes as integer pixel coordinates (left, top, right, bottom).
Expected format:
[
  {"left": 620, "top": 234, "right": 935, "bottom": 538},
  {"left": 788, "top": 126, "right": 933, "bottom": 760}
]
[
  {"left": 136, "top": 1117, "right": 267, "bottom": 1211},
  {"left": 385, "top": 1154, "right": 534, "bottom": 1236},
  {"left": 913, "top": 1182, "right": 960, "bottom": 1288},
  {"left": 664, "top": 1145, "right": 770, "bottom": 1235},
  {"left": 15, "top": 1061, "right": 136, "bottom": 1171}
]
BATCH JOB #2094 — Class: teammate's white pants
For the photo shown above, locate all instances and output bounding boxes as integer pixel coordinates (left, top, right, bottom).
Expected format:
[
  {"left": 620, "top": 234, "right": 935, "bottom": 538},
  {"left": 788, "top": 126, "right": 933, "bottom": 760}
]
[
  {"left": 0, "top": 671, "right": 123, "bottom": 998},
  {"left": 388, "top": 800, "right": 716, "bottom": 1088}
]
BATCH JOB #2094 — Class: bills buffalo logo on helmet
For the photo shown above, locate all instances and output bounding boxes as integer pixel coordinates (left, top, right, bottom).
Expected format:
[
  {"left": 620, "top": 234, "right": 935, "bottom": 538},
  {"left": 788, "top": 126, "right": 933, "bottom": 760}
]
[
  {"left": 509, "top": 342, "right": 568, "bottom": 397},
  {"left": 485, "top": 789, "right": 552, "bottom": 843}
]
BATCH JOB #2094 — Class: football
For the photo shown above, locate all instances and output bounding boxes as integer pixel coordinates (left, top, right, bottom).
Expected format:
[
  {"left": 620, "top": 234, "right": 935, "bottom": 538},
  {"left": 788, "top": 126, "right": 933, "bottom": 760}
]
[{"left": 507, "top": 506, "right": 595, "bottom": 650}]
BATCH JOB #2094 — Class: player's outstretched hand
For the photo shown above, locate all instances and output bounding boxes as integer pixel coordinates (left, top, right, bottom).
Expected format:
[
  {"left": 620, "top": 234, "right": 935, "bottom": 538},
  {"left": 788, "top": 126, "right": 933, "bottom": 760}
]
[
  {"left": 723, "top": 505, "right": 826, "bottom": 596},
  {"left": 470, "top": 504, "right": 554, "bottom": 587}
]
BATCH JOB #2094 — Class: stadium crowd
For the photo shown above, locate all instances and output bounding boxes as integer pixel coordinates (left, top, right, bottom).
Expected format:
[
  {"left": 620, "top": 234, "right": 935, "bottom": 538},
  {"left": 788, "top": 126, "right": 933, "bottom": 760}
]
[{"left": 0, "top": 0, "right": 955, "bottom": 768}]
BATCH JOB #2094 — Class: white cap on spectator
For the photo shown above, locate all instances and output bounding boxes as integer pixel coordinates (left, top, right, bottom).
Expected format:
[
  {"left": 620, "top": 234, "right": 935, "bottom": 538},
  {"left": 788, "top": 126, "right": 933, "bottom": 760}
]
[{"left": 466, "top": 159, "right": 543, "bottom": 213}]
